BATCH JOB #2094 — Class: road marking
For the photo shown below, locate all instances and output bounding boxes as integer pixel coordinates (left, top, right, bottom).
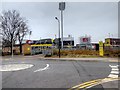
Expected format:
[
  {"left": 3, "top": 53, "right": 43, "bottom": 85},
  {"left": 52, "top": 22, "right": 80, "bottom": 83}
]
[
  {"left": 68, "top": 79, "right": 103, "bottom": 90},
  {"left": 68, "top": 77, "right": 120, "bottom": 90},
  {"left": 0, "top": 64, "right": 34, "bottom": 71},
  {"left": 110, "top": 71, "right": 119, "bottom": 74},
  {"left": 69, "top": 79, "right": 102, "bottom": 89},
  {"left": 86, "top": 77, "right": 120, "bottom": 89},
  {"left": 34, "top": 64, "right": 49, "bottom": 72},
  {"left": 108, "top": 74, "right": 118, "bottom": 78},
  {"left": 112, "top": 68, "right": 119, "bottom": 71},
  {"left": 68, "top": 64, "right": 119, "bottom": 90},
  {"left": 75, "top": 81, "right": 101, "bottom": 90},
  {"left": 109, "top": 65, "right": 119, "bottom": 68},
  {"left": 108, "top": 65, "right": 119, "bottom": 78}
]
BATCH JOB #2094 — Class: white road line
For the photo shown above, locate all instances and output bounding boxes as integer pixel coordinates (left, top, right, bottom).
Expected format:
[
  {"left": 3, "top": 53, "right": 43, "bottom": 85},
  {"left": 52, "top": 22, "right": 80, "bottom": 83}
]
[
  {"left": 108, "top": 74, "right": 118, "bottom": 78},
  {"left": 110, "top": 71, "right": 119, "bottom": 74},
  {"left": 108, "top": 64, "right": 119, "bottom": 78},
  {"left": 34, "top": 64, "right": 49, "bottom": 72},
  {"left": 85, "top": 64, "right": 119, "bottom": 89},
  {"left": 0, "top": 64, "right": 34, "bottom": 71},
  {"left": 112, "top": 68, "right": 119, "bottom": 71},
  {"left": 108, "top": 65, "right": 119, "bottom": 78},
  {"left": 109, "top": 65, "right": 119, "bottom": 68}
]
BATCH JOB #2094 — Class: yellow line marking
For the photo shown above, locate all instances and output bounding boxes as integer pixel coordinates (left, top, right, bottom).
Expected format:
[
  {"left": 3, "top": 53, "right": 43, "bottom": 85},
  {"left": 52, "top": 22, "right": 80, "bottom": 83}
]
[
  {"left": 68, "top": 77, "right": 120, "bottom": 90},
  {"left": 75, "top": 81, "right": 101, "bottom": 90},
  {"left": 77, "top": 78, "right": 120, "bottom": 89},
  {"left": 68, "top": 79, "right": 103, "bottom": 90},
  {"left": 85, "top": 78, "right": 120, "bottom": 89},
  {"left": 31, "top": 44, "right": 52, "bottom": 47},
  {"left": 73, "top": 79, "right": 102, "bottom": 88}
]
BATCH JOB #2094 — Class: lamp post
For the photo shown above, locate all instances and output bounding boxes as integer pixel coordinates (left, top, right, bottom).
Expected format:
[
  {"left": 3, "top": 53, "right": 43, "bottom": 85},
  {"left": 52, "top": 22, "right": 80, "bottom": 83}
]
[{"left": 55, "top": 17, "right": 60, "bottom": 58}]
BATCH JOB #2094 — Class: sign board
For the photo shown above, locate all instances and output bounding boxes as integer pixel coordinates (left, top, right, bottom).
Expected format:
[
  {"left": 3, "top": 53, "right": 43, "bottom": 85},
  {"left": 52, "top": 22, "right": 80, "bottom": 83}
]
[
  {"left": 26, "top": 40, "right": 32, "bottom": 44},
  {"left": 99, "top": 41, "right": 103, "bottom": 47},
  {"left": 59, "top": 2, "right": 65, "bottom": 10},
  {"left": 63, "top": 37, "right": 74, "bottom": 41},
  {"left": 80, "top": 36, "right": 91, "bottom": 44},
  {"left": 83, "top": 38, "right": 88, "bottom": 42}
]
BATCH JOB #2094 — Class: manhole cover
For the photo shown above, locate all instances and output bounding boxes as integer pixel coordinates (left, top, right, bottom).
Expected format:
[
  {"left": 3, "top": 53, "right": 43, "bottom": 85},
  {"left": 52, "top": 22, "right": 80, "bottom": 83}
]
[{"left": 0, "top": 64, "right": 34, "bottom": 71}]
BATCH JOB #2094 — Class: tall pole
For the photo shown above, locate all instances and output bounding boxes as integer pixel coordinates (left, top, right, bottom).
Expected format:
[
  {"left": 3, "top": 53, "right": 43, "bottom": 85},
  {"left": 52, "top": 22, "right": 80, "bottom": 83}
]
[
  {"left": 55, "top": 17, "right": 60, "bottom": 58},
  {"left": 61, "top": 10, "right": 63, "bottom": 49},
  {"left": 59, "top": 2, "right": 65, "bottom": 49},
  {"left": 58, "top": 19, "right": 60, "bottom": 58}
]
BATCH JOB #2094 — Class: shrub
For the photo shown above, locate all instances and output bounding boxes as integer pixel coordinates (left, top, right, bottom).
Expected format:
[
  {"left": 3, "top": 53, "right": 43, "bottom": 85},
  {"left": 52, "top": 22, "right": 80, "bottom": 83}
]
[
  {"left": 104, "top": 50, "right": 120, "bottom": 57},
  {"left": 52, "top": 49, "right": 99, "bottom": 57}
]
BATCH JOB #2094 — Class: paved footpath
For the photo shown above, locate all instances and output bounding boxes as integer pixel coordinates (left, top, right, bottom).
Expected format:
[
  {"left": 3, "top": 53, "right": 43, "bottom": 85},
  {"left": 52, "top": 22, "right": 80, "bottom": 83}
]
[
  {"left": 0, "top": 55, "right": 119, "bottom": 63},
  {"left": 44, "top": 57, "right": 119, "bottom": 63}
]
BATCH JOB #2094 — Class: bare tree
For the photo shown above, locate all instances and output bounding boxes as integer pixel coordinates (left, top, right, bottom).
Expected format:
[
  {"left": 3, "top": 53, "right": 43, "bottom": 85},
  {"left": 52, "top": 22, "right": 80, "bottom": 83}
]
[
  {"left": 17, "top": 20, "right": 29, "bottom": 54},
  {"left": 0, "top": 10, "right": 29, "bottom": 55}
]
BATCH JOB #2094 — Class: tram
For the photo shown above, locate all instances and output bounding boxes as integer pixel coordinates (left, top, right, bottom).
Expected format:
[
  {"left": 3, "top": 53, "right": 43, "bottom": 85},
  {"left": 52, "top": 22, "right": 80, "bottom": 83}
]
[{"left": 23, "top": 39, "right": 53, "bottom": 55}]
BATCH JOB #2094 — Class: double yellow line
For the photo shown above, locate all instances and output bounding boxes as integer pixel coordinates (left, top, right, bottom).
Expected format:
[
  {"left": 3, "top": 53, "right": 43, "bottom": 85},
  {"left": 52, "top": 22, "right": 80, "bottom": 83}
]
[{"left": 68, "top": 77, "right": 120, "bottom": 90}]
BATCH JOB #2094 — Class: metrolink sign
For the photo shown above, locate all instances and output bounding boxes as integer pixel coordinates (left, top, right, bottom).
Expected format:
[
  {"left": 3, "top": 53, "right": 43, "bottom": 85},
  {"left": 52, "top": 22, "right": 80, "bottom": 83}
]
[{"left": 99, "top": 41, "right": 104, "bottom": 56}]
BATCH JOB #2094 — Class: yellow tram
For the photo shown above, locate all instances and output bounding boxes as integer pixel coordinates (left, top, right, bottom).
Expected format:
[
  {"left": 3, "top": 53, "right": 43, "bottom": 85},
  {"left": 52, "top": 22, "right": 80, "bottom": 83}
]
[{"left": 23, "top": 39, "right": 53, "bottom": 55}]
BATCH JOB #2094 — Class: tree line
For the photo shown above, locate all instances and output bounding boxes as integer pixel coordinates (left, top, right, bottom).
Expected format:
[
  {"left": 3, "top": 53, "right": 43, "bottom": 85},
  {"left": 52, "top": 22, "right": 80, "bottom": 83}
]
[{"left": 0, "top": 10, "right": 30, "bottom": 55}]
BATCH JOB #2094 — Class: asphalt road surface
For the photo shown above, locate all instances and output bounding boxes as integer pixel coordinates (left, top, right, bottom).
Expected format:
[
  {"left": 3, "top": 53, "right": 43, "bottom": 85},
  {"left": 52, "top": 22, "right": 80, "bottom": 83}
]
[{"left": 1, "top": 56, "right": 119, "bottom": 89}]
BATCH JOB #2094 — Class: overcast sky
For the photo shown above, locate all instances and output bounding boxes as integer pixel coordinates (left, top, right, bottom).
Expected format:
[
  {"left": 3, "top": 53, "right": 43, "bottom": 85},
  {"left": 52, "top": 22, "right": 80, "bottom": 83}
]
[{"left": 1, "top": 2, "right": 118, "bottom": 44}]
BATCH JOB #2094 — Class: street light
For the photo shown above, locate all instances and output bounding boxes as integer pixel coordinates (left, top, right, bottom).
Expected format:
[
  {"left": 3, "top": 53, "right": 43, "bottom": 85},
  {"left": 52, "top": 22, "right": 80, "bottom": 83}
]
[{"left": 55, "top": 17, "right": 60, "bottom": 58}]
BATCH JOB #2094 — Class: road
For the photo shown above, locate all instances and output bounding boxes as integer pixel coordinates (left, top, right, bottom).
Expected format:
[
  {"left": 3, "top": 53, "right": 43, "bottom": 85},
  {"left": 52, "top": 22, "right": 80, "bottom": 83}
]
[{"left": 1, "top": 56, "right": 119, "bottom": 89}]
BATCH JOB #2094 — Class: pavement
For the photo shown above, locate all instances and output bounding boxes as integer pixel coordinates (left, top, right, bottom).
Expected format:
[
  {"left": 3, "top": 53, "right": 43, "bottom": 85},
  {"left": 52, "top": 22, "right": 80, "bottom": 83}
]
[
  {"left": 44, "top": 57, "right": 119, "bottom": 63},
  {"left": 101, "top": 80, "right": 119, "bottom": 89},
  {"left": 1, "top": 55, "right": 119, "bottom": 63}
]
